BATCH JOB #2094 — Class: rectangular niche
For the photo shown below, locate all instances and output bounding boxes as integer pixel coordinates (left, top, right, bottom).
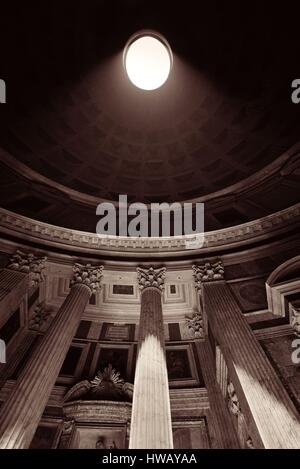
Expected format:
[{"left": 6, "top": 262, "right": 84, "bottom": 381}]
[
  {"left": 57, "top": 342, "right": 88, "bottom": 384},
  {"left": 92, "top": 345, "right": 130, "bottom": 381},
  {"left": 60, "top": 346, "right": 82, "bottom": 376},
  {"left": 105, "top": 324, "right": 131, "bottom": 341},
  {"left": 112, "top": 285, "right": 134, "bottom": 295},
  {"left": 166, "top": 344, "right": 201, "bottom": 387},
  {"left": 72, "top": 425, "right": 127, "bottom": 449},
  {"left": 100, "top": 322, "right": 135, "bottom": 342},
  {"left": 30, "top": 420, "right": 61, "bottom": 449},
  {"left": 173, "top": 419, "right": 210, "bottom": 449}
]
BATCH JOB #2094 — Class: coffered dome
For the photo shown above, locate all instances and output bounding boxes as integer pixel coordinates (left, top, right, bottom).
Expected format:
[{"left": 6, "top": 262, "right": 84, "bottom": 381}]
[{"left": 0, "top": 1, "right": 300, "bottom": 232}]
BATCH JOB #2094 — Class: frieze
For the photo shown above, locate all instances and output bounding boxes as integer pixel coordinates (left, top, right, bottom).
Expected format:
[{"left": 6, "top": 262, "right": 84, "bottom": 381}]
[{"left": 0, "top": 203, "right": 299, "bottom": 256}]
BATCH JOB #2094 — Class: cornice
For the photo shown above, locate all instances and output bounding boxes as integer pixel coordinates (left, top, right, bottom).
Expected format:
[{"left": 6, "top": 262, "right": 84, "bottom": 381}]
[{"left": 0, "top": 203, "right": 299, "bottom": 259}]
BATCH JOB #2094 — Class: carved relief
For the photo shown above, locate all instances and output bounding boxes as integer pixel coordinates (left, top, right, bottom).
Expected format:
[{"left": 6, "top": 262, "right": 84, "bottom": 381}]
[
  {"left": 227, "top": 382, "right": 241, "bottom": 417},
  {"left": 182, "top": 311, "right": 204, "bottom": 339},
  {"left": 137, "top": 266, "right": 166, "bottom": 292},
  {"left": 291, "top": 306, "right": 300, "bottom": 337},
  {"left": 95, "top": 436, "right": 117, "bottom": 449},
  {"left": 64, "top": 364, "right": 133, "bottom": 402},
  {"left": 59, "top": 419, "right": 75, "bottom": 449},
  {"left": 246, "top": 436, "right": 254, "bottom": 449},
  {"left": 8, "top": 250, "right": 47, "bottom": 286},
  {"left": 70, "top": 263, "right": 103, "bottom": 294},
  {"left": 61, "top": 419, "right": 75, "bottom": 436},
  {"left": 192, "top": 260, "right": 224, "bottom": 289},
  {"left": 29, "top": 302, "right": 56, "bottom": 331},
  {"left": 227, "top": 382, "right": 255, "bottom": 448}
]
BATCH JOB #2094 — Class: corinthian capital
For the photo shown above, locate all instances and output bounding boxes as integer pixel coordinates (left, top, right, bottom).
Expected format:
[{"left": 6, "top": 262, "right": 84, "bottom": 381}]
[
  {"left": 192, "top": 259, "right": 224, "bottom": 290},
  {"left": 71, "top": 263, "right": 103, "bottom": 294},
  {"left": 137, "top": 266, "right": 166, "bottom": 292},
  {"left": 8, "top": 250, "right": 47, "bottom": 286}
]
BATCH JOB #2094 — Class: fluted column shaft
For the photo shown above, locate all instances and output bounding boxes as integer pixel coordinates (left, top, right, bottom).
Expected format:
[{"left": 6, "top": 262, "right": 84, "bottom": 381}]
[
  {"left": 0, "top": 330, "right": 37, "bottom": 391},
  {"left": 195, "top": 341, "right": 240, "bottom": 448},
  {"left": 129, "top": 286, "right": 173, "bottom": 449},
  {"left": 0, "top": 251, "right": 47, "bottom": 330},
  {"left": 0, "top": 283, "right": 91, "bottom": 448},
  {"left": 202, "top": 280, "right": 300, "bottom": 449},
  {"left": 0, "top": 269, "right": 29, "bottom": 329}
]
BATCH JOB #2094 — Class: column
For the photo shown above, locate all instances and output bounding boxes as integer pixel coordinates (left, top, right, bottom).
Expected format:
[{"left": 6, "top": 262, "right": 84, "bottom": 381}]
[
  {"left": 0, "top": 331, "right": 37, "bottom": 391},
  {"left": 0, "top": 262, "right": 103, "bottom": 449},
  {"left": 182, "top": 310, "right": 239, "bottom": 447},
  {"left": 0, "top": 250, "right": 46, "bottom": 329},
  {"left": 129, "top": 267, "right": 173, "bottom": 449},
  {"left": 193, "top": 260, "right": 300, "bottom": 449},
  {"left": 195, "top": 340, "right": 240, "bottom": 448}
]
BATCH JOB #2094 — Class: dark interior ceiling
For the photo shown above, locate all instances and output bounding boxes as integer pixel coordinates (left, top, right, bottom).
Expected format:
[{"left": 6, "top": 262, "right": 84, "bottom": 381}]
[{"left": 0, "top": 0, "right": 300, "bottom": 232}]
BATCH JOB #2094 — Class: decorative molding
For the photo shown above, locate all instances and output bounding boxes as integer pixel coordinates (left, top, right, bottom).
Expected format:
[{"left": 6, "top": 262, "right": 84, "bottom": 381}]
[
  {"left": 169, "top": 388, "right": 210, "bottom": 418},
  {"left": 290, "top": 306, "right": 300, "bottom": 337},
  {"left": 254, "top": 324, "right": 293, "bottom": 341},
  {"left": 7, "top": 250, "right": 47, "bottom": 286},
  {"left": 63, "top": 400, "right": 132, "bottom": 425},
  {"left": 192, "top": 260, "right": 224, "bottom": 289},
  {"left": 0, "top": 203, "right": 299, "bottom": 257},
  {"left": 136, "top": 266, "right": 166, "bottom": 292},
  {"left": 267, "top": 278, "right": 300, "bottom": 317},
  {"left": 70, "top": 263, "right": 103, "bottom": 294},
  {"left": 45, "top": 269, "right": 197, "bottom": 322},
  {"left": 63, "top": 364, "right": 133, "bottom": 402}
]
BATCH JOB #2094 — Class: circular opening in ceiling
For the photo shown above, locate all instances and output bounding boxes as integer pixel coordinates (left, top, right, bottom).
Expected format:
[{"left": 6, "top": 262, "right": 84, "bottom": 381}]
[{"left": 123, "top": 31, "right": 173, "bottom": 90}]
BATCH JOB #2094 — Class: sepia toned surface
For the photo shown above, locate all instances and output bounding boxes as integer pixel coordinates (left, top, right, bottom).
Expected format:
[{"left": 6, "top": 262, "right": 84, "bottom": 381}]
[{"left": 1, "top": 0, "right": 300, "bottom": 451}]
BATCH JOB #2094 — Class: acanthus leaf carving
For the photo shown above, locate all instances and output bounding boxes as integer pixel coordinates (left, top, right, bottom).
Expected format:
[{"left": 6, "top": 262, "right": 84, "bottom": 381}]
[
  {"left": 70, "top": 263, "right": 103, "bottom": 295},
  {"left": 29, "top": 302, "right": 56, "bottom": 331},
  {"left": 137, "top": 266, "right": 166, "bottom": 292},
  {"left": 183, "top": 310, "right": 204, "bottom": 339},
  {"left": 8, "top": 250, "right": 47, "bottom": 286},
  {"left": 192, "top": 260, "right": 224, "bottom": 290}
]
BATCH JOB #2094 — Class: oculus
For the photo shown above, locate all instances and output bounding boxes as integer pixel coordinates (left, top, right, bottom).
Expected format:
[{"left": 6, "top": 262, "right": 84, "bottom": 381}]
[{"left": 123, "top": 31, "right": 172, "bottom": 90}]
